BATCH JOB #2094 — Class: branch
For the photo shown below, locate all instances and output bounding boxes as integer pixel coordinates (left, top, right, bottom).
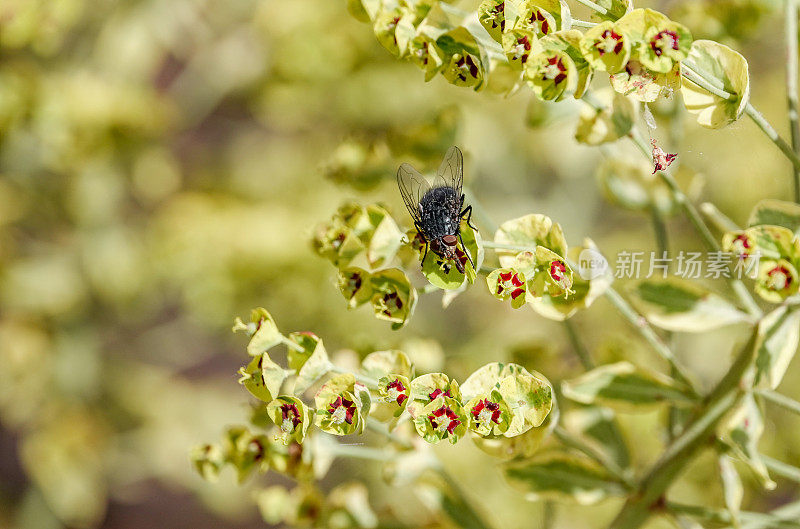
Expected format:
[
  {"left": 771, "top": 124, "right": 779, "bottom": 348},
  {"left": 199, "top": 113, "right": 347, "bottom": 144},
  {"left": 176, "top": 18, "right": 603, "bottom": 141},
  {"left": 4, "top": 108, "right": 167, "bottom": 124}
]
[
  {"left": 608, "top": 328, "right": 759, "bottom": 529},
  {"left": 787, "top": 0, "right": 800, "bottom": 202}
]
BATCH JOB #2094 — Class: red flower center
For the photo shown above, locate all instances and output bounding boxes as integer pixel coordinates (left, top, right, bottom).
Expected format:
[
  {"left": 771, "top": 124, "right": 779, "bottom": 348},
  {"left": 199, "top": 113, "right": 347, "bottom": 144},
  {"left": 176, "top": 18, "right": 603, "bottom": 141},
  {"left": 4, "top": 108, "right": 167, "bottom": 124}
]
[
  {"left": 428, "top": 388, "right": 453, "bottom": 401},
  {"left": 471, "top": 398, "right": 502, "bottom": 426},
  {"left": 327, "top": 396, "right": 356, "bottom": 425},
  {"left": 428, "top": 405, "right": 461, "bottom": 434},
  {"left": 542, "top": 55, "right": 567, "bottom": 85},
  {"left": 497, "top": 271, "right": 525, "bottom": 299},
  {"left": 386, "top": 378, "right": 408, "bottom": 406},
  {"left": 529, "top": 9, "right": 549, "bottom": 34},
  {"left": 596, "top": 29, "right": 624, "bottom": 56},
  {"left": 767, "top": 266, "right": 793, "bottom": 291},
  {"left": 650, "top": 30, "right": 679, "bottom": 57},
  {"left": 280, "top": 403, "right": 302, "bottom": 432}
]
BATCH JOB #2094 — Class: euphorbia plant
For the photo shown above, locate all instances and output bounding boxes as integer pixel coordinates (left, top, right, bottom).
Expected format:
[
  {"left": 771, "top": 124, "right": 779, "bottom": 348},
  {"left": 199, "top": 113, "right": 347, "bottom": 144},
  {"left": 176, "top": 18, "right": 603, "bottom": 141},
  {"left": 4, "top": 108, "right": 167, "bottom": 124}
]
[{"left": 193, "top": 1, "right": 800, "bottom": 528}]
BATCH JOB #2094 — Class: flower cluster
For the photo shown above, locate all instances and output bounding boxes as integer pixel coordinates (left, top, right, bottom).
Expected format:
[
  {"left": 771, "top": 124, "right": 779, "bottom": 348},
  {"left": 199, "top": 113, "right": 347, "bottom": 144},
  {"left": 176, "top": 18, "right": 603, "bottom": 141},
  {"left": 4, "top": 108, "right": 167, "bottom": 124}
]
[
  {"left": 196, "top": 308, "right": 555, "bottom": 466},
  {"left": 486, "top": 214, "right": 611, "bottom": 320},
  {"left": 347, "top": 0, "right": 691, "bottom": 105},
  {"left": 723, "top": 220, "right": 800, "bottom": 303}
]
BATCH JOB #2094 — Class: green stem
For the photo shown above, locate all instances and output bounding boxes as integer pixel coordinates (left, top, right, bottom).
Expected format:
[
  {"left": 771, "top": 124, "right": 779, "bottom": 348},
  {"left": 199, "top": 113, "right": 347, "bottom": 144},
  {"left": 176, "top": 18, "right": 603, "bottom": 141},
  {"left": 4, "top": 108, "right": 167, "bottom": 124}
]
[
  {"left": 742, "top": 500, "right": 800, "bottom": 529},
  {"left": 563, "top": 318, "right": 594, "bottom": 370},
  {"left": 650, "top": 207, "right": 669, "bottom": 258},
  {"left": 574, "top": 0, "right": 608, "bottom": 16},
  {"left": 745, "top": 102, "right": 800, "bottom": 175},
  {"left": 439, "top": 467, "right": 498, "bottom": 529},
  {"left": 330, "top": 365, "right": 380, "bottom": 388},
  {"left": 572, "top": 19, "right": 598, "bottom": 28},
  {"left": 330, "top": 443, "right": 395, "bottom": 461},
  {"left": 788, "top": 0, "right": 800, "bottom": 202},
  {"left": 763, "top": 454, "right": 800, "bottom": 484},
  {"left": 603, "top": 287, "right": 698, "bottom": 397},
  {"left": 758, "top": 388, "right": 800, "bottom": 416},
  {"left": 667, "top": 501, "right": 800, "bottom": 528},
  {"left": 554, "top": 425, "right": 634, "bottom": 487},
  {"left": 609, "top": 328, "right": 759, "bottom": 529},
  {"left": 700, "top": 202, "right": 740, "bottom": 233}
]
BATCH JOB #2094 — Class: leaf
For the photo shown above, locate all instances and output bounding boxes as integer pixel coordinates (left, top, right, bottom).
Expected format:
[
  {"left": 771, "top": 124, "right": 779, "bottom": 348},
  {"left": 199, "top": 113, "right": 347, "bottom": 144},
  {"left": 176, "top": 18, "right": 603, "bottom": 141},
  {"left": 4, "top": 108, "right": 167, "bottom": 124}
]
[
  {"left": 719, "top": 455, "right": 743, "bottom": 529},
  {"left": 575, "top": 89, "right": 637, "bottom": 145},
  {"left": 748, "top": 199, "right": 800, "bottom": 236},
  {"left": 561, "top": 361, "right": 694, "bottom": 411},
  {"left": 503, "top": 451, "right": 627, "bottom": 504},
  {"left": 241, "top": 308, "right": 283, "bottom": 356},
  {"left": 681, "top": 40, "right": 750, "bottom": 129},
  {"left": 361, "top": 349, "right": 414, "bottom": 379},
  {"left": 562, "top": 406, "right": 630, "bottom": 469},
  {"left": 494, "top": 214, "right": 567, "bottom": 267},
  {"left": 238, "top": 353, "right": 286, "bottom": 403},
  {"left": 630, "top": 279, "right": 753, "bottom": 332},
  {"left": 753, "top": 305, "right": 800, "bottom": 390},
  {"left": 592, "top": 0, "right": 632, "bottom": 21},
  {"left": 291, "top": 335, "right": 332, "bottom": 394},
  {"left": 718, "top": 393, "right": 776, "bottom": 490}
]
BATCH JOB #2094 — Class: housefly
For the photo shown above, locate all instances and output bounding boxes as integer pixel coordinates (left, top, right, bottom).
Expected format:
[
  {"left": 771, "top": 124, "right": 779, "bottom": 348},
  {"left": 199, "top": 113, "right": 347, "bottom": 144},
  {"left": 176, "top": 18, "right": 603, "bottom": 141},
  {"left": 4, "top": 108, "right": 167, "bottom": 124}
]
[{"left": 397, "top": 146, "right": 477, "bottom": 274}]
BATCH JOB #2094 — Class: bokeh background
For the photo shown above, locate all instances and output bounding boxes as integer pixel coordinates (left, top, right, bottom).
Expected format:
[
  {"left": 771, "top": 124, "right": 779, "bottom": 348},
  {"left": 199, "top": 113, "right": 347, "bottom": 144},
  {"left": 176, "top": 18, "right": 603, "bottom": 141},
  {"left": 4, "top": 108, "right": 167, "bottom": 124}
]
[{"left": 1, "top": 0, "right": 799, "bottom": 528}]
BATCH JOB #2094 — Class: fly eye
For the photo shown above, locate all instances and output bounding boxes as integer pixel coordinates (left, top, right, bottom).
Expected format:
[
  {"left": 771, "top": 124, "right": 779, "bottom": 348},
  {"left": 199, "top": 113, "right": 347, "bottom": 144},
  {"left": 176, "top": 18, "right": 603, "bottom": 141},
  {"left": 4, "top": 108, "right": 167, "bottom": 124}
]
[{"left": 443, "top": 235, "right": 457, "bottom": 245}]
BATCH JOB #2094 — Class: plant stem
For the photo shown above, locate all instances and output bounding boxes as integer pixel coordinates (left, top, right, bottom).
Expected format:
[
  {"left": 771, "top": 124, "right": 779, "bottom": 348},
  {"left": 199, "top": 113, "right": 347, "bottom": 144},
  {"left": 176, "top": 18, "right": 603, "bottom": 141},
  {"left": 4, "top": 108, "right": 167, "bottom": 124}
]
[
  {"left": 330, "top": 364, "right": 380, "bottom": 388},
  {"left": 574, "top": 0, "right": 608, "bottom": 16},
  {"left": 609, "top": 328, "right": 759, "bottom": 529},
  {"left": 554, "top": 425, "right": 634, "bottom": 487},
  {"left": 603, "top": 287, "right": 698, "bottom": 396},
  {"left": 700, "top": 202, "right": 740, "bottom": 233},
  {"left": 365, "top": 418, "right": 495, "bottom": 529},
  {"left": 745, "top": 102, "right": 800, "bottom": 175},
  {"left": 650, "top": 207, "right": 669, "bottom": 258},
  {"left": 572, "top": 19, "right": 598, "bottom": 28},
  {"left": 758, "top": 388, "right": 800, "bottom": 415},
  {"left": 667, "top": 501, "right": 800, "bottom": 528},
  {"left": 563, "top": 318, "right": 595, "bottom": 370},
  {"left": 330, "top": 443, "right": 394, "bottom": 461},
  {"left": 788, "top": 0, "right": 800, "bottom": 202},
  {"left": 763, "top": 454, "right": 800, "bottom": 484},
  {"left": 741, "top": 500, "right": 800, "bottom": 529}
]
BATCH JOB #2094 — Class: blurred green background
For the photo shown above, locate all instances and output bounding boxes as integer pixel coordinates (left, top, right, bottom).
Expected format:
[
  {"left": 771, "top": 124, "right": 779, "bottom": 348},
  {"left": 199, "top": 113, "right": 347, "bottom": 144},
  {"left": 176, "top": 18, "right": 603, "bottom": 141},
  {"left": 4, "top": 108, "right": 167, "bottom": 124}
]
[{"left": 1, "top": 0, "right": 799, "bottom": 528}]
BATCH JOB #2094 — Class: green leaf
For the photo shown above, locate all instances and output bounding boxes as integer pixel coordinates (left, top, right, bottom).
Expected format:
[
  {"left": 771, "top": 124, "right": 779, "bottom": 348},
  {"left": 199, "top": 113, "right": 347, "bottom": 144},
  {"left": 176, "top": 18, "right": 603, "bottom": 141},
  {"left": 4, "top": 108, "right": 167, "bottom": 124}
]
[
  {"left": 719, "top": 455, "right": 743, "bottom": 529},
  {"left": 748, "top": 199, "right": 800, "bottom": 236},
  {"left": 285, "top": 333, "right": 331, "bottom": 395},
  {"left": 369, "top": 268, "right": 418, "bottom": 329},
  {"left": 503, "top": 451, "right": 627, "bottom": 504},
  {"left": 365, "top": 204, "right": 404, "bottom": 267},
  {"left": 754, "top": 305, "right": 800, "bottom": 390},
  {"left": 718, "top": 393, "right": 776, "bottom": 490},
  {"left": 562, "top": 406, "right": 630, "bottom": 470},
  {"left": 592, "top": 0, "right": 633, "bottom": 21},
  {"left": 421, "top": 222, "right": 482, "bottom": 290},
  {"left": 681, "top": 40, "right": 750, "bottom": 129},
  {"left": 361, "top": 349, "right": 414, "bottom": 379},
  {"left": 233, "top": 308, "right": 283, "bottom": 357},
  {"left": 238, "top": 353, "right": 286, "bottom": 403},
  {"left": 630, "top": 279, "right": 753, "bottom": 332},
  {"left": 493, "top": 213, "right": 567, "bottom": 266},
  {"left": 561, "top": 361, "right": 694, "bottom": 411}
]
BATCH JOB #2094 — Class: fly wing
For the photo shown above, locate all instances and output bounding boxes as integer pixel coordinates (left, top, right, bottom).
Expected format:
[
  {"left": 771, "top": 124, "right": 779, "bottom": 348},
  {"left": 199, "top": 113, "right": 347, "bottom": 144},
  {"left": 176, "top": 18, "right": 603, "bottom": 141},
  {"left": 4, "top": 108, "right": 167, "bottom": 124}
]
[
  {"left": 437, "top": 146, "right": 463, "bottom": 193},
  {"left": 396, "top": 162, "right": 430, "bottom": 223}
]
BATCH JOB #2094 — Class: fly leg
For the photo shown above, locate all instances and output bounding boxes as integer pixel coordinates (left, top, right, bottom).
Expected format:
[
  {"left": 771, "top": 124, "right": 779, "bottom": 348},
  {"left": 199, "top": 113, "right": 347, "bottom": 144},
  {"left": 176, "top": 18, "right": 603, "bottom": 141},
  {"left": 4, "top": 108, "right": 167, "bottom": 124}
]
[
  {"left": 458, "top": 231, "right": 474, "bottom": 270},
  {"left": 460, "top": 204, "right": 477, "bottom": 232},
  {"left": 414, "top": 221, "right": 429, "bottom": 267}
]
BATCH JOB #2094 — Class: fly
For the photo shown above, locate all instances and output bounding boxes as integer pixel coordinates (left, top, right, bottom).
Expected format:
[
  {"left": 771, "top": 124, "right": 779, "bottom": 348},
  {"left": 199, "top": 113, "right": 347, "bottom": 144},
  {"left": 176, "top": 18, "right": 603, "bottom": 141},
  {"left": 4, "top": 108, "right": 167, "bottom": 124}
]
[{"left": 397, "top": 146, "right": 477, "bottom": 274}]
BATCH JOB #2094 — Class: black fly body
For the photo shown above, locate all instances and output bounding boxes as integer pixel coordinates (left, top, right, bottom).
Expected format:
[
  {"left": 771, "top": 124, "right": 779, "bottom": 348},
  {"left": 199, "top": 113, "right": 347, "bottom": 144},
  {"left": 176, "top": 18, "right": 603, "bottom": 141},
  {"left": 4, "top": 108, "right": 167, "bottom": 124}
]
[{"left": 396, "top": 146, "right": 477, "bottom": 274}]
